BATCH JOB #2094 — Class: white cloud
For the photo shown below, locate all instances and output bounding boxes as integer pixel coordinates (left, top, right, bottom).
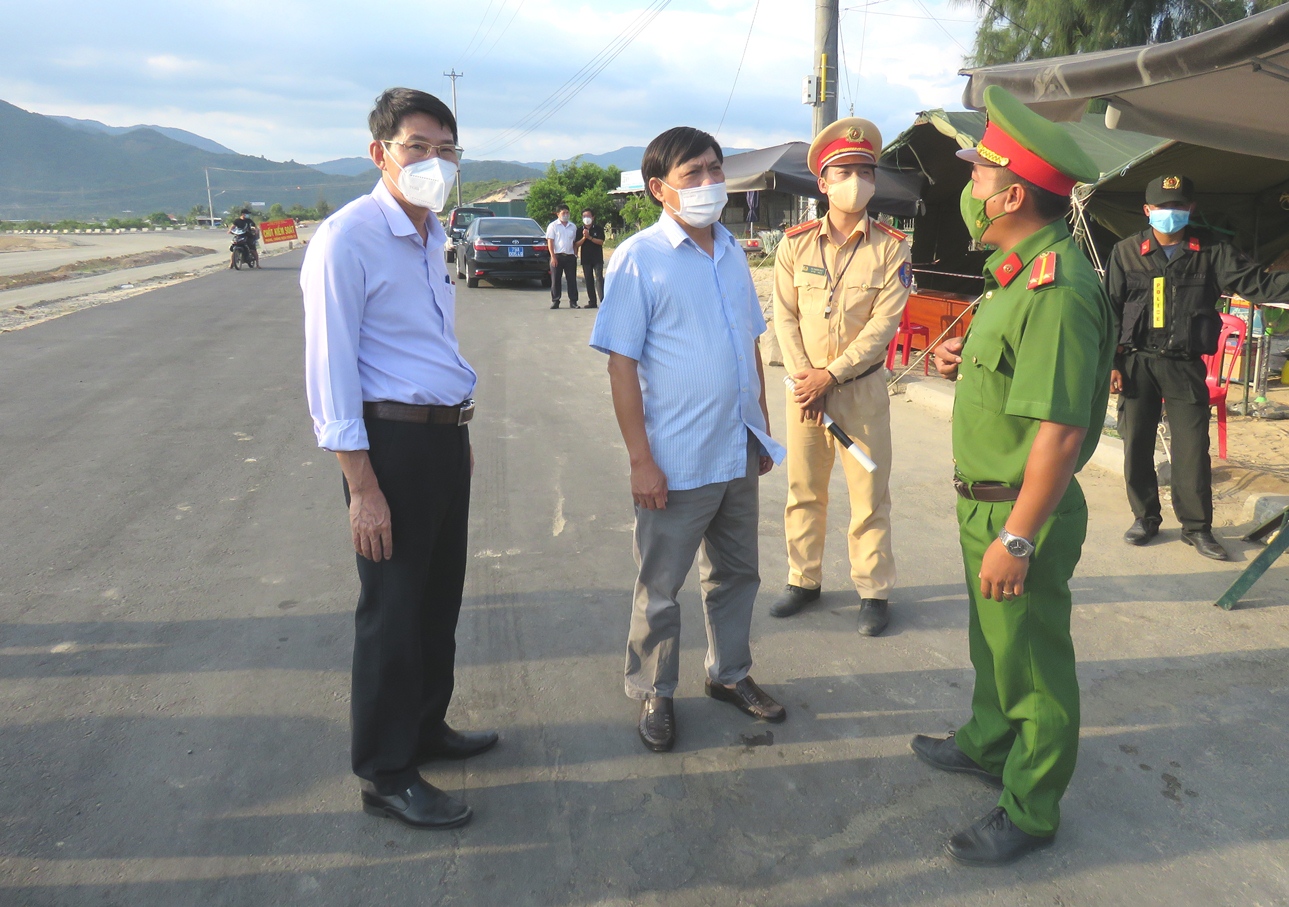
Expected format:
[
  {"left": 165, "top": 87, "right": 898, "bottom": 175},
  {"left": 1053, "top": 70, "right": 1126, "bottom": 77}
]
[{"left": 1, "top": 0, "right": 980, "bottom": 162}]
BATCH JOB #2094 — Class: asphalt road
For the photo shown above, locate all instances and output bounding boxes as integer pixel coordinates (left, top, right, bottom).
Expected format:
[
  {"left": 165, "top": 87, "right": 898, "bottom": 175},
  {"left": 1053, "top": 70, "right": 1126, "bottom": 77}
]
[{"left": 3, "top": 254, "right": 1289, "bottom": 906}]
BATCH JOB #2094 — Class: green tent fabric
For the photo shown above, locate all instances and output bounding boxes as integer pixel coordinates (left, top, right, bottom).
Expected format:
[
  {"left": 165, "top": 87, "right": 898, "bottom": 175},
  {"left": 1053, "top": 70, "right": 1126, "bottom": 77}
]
[{"left": 882, "top": 109, "right": 1289, "bottom": 291}]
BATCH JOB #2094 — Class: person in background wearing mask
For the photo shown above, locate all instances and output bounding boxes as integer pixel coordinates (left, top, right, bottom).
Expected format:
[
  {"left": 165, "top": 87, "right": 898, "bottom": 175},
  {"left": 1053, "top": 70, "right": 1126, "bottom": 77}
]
[
  {"left": 1106, "top": 175, "right": 1289, "bottom": 561},
  {"left": 576, "top": 207, "right": 606, "bottom": 308},
  {"left": 547, "top": 204, "right": 580, "bottom": 309},
  {"left": 301, "top": 87, "right": 497, "bottom": 831},
  {"left": 589, "top": 126, "right": 787, "bottom": 753},
  {"left": 919, "top": 86, "right": 1111, "bottom": 865},
  {"left": 770, "top": 117, "right": 912, "bottom": 637}
]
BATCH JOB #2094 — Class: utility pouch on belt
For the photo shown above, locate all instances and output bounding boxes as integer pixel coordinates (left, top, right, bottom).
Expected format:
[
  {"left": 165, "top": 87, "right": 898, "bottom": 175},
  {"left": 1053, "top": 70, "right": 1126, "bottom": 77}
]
[{"left": 1189, "top": 307, "right": 1223, "bottom": 356}]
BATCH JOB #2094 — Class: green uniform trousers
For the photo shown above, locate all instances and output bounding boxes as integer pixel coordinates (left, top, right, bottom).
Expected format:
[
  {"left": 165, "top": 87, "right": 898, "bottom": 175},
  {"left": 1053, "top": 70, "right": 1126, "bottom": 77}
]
[{"left": 953, "top": 480, "right": 1088, "bottom": 837}]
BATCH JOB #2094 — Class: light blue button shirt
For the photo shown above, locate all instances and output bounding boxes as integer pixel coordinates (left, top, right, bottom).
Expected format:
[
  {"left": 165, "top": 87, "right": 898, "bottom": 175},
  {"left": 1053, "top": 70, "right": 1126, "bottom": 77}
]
[
  {"left": 302, "top": 181, "right": 477, "bottom": 451},
  {"left": 589, "top": 214, "right": 785, "bottom": 491}
]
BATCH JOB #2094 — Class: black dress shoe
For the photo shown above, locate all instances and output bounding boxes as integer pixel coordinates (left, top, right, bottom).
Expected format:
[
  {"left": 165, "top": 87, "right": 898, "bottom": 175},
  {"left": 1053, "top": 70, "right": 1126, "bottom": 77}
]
[
  {"left": 638, "top": 696, "right": 675, "bottom": 752},
  {"left": 705, "top": 676, "right": 786, "bottom": 722},
  {"left": 856, "top": 598, "right": 889, "bottom": 636},
  {"left": 360, "top": 778, "right": 472, "bottom": 829},
  {"left": 570, "top": 301, "right": 580, "bottom": 308},
  {"left": 1181, "top": 529, "right": 1229, "bottom": 561},
  {"left": 419, "top": 724, "right": 499, "bottom": 761},
  {"left": 769, "top": 584, "right": 820, "bottom": 618},
  {"left": 550, "top": 301, "right": 560, "bottom": 309},
  {"left": 945, "top": 806, "right": 1053, "bottom": 866},
  {"left": 1123, "top": 517, "right": 1160, "bottom": 545},
  {"left": 586, "top": 302, "right": 598, "bottom": 309},
  {"left": 910, "top": 732, "right": 1003, "bottom": 788}
]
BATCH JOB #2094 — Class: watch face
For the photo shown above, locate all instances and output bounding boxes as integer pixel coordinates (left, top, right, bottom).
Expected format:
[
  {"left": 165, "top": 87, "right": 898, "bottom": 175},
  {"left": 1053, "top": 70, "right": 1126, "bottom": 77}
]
[{"left": 1005, "top": 537, "right": 1031, "bottom": 557}]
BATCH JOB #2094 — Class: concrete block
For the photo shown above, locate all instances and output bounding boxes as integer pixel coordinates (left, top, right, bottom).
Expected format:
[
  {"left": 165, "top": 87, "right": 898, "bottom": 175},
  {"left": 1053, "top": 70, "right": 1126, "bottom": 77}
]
[{"left": 1241, "top": 493, "right": 1289, "bottom": 525}]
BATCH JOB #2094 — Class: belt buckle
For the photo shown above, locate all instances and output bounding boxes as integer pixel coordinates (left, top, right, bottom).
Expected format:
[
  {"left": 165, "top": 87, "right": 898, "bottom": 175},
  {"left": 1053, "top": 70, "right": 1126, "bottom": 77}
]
[{"left": 457, "top": 399, "right": 475, "bottom": 426}]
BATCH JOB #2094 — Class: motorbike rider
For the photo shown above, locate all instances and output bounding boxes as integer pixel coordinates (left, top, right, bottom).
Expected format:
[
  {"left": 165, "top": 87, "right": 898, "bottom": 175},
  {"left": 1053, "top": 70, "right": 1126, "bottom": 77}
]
[{"left": 228, "top": 209, "right": 260, "bottom": 268}]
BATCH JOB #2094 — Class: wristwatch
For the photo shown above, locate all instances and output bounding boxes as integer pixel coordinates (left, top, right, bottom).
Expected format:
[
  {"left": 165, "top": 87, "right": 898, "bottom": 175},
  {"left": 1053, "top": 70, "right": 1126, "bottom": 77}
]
[{"left": 998, "top": 528, "right": 1035, "bottom": 558}]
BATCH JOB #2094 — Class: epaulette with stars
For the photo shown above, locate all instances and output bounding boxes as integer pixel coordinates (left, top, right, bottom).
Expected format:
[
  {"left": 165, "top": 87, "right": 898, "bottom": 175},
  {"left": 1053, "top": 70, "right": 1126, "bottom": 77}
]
[{"left": 873, "top": 221, "right": 908, "bottom": 242}]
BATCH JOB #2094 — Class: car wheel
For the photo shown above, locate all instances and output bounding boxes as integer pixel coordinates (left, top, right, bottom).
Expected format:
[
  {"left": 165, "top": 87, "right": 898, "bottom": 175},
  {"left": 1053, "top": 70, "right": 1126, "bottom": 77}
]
[
  {"left": 541, "top": 275, "right": 552, "bottom": 289},
  {"left": 446, "top": 249, "right": 455, "bottom": 263},
  {"left": 457, "top": 257, "right": 466, "bottom": 280},
  {"left": 466, "top": 275, "right": 480, "bottom": 288}
]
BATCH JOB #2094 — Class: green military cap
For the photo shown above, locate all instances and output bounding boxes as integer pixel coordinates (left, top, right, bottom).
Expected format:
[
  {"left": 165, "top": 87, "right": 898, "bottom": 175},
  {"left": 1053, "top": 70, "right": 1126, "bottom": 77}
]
[{"left": 956, "top": 85, "right": 1099, "bottom": 194}]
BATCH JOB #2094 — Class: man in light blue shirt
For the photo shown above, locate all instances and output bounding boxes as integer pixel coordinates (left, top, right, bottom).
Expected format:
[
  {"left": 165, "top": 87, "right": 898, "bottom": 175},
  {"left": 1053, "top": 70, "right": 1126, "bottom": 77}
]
[
  {"left": 590, "top": 126, "right": 787, "bottom": 753},
  {"left": 302, "top": 88, "right": 497, "bottom": 831}
]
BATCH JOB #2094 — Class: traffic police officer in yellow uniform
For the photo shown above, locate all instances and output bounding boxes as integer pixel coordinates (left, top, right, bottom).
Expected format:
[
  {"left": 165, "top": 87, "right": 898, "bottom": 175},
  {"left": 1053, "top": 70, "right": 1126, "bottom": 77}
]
[
  {"left": 914, "top": 86, "right": 1114, "bottom": 866},
  {"left": 771, "top": 117, "right": 912, "bottom": 636}
]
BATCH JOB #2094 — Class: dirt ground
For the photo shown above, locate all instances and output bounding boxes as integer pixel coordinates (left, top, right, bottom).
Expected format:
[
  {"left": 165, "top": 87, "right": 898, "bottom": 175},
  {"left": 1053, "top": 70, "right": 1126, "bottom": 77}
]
[
  {"left": 1, "top": 245, "right": 216, "bottom": 291},
  {"left": 0, "top": 234, "right": 76, "bottom": 253}
]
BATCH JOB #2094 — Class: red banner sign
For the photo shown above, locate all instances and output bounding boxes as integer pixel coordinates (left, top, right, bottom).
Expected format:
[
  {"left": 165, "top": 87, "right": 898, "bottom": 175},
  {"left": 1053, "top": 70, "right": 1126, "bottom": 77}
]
[{"left": 260, "top": 219, "right": 299, "bottom": 244}]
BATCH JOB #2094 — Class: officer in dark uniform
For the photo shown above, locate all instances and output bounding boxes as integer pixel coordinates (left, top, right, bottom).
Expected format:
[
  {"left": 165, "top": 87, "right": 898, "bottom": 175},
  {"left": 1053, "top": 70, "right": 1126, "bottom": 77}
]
[{"left": 1107, "top": 175, "right": 1289, "bottom": 560}]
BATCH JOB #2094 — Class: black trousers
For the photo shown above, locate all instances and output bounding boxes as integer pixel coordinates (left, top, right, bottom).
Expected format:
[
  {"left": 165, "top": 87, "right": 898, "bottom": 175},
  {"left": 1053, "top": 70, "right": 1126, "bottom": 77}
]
[
  {"left": 344, "top": 417, "right": 471, "bottom": 793},
  {"left": 1117, "top": 352, "right": 1212, "bottom": 531},
  {"left": 582, "top": 259, "right": 604, "bottom": 305},
  {"left": 552, "top": 253, "right": 578, "bottom": 304}
]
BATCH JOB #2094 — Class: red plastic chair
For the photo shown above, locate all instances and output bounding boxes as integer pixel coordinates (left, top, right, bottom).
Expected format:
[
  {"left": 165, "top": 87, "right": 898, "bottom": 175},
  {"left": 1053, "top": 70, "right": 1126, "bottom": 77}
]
[
  {"left": 1200, "top": 312, "right": 1247, "bottom": 460},
  {"left": 886, "top": 304, "right": 931, "bottom": 373}
]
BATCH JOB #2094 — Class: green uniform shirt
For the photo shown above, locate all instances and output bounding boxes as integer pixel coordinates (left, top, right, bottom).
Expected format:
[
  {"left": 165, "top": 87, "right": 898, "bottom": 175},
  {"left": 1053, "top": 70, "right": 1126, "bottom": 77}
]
[{"left": 952, "top": 219, "right": 1115, "bottom": 486}]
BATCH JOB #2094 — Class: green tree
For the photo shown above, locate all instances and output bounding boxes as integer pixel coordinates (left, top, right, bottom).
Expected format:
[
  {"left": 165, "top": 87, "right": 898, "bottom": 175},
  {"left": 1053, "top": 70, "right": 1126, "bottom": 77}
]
[
  {"left": 620, "top": 194, "right": 661, "bottom": 233},
  {"left": 962, "top": 0, "right": 1280, "bottom": 65},
  {"left": 267, "top": 203, "right": 287, "bottom": 220},
  {"left": 315, "top": 195, "right": 333, "bottom": 219},
  {"left": 525, "top": 159, "right": 622, "bottom": 225}
]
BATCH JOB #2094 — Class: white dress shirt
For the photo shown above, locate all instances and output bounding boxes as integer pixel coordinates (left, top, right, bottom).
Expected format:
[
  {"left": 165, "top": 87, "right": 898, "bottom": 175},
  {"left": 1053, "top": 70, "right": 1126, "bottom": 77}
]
[
  {"left": 302, "top": 180, "right": 477, "bottom": 452},
  {"left": 546, "top": 218, "right": 578, "bottom": 255}
]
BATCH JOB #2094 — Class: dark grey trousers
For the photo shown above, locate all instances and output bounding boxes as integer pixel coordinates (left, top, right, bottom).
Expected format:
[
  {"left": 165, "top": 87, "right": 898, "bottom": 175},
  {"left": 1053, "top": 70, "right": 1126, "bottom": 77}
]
[
  {"left": 625, "top": 443, "right": 760, "bottom": 699},
  {"left": 1118, "top": 352, "right": 1212, "bottom": 531}
]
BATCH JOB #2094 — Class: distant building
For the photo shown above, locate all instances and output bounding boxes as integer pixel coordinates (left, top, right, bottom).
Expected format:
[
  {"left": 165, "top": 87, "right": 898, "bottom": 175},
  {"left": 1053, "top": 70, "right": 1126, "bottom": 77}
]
[{"left": 469, "top": 180, "right": 536, "bottom": 218}]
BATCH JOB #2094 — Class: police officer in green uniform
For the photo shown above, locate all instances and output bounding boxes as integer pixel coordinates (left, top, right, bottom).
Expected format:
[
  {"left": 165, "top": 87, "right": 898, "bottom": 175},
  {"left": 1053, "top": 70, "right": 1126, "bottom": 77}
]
[
  {"left": 1107, "top": 175, "right": 1289, "bottom": 560},
  {"left": 913, "top": 86, "right": 1115, "bottom": 866}
]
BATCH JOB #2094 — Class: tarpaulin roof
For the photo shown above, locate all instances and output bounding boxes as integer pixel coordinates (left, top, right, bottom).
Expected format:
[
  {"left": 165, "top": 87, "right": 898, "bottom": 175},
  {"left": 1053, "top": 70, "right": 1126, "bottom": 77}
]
[
  {"left": 881, "top": 108, "right": 1289, "bottom": 289},
  {"left": 959, "top": 3, "right": 1289, "bottom": 161},
  {"left": 721, "top": 142, "right": 925, "bottom": 217}
]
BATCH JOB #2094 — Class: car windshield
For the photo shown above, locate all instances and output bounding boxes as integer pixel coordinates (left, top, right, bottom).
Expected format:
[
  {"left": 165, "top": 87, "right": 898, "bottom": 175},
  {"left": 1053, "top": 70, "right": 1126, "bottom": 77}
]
[
  {"left": 476, "top": 218, "right": 543, "bottom": 237},
  {"left": 455, "top": 211, "right": 489, "bottom": 228}
]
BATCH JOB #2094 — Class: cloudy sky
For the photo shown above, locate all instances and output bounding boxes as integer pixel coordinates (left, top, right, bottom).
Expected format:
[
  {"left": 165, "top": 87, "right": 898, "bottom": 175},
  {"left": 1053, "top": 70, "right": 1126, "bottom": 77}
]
[{"left": 2, "top": 0, "right": 982, "bottom": 165}]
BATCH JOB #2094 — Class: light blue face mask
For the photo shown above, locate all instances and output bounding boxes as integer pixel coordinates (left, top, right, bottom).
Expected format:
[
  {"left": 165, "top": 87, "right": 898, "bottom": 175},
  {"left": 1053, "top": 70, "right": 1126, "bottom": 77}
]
[{"left": 1148, "top": 208, "right": 1190, "bottom": 234}]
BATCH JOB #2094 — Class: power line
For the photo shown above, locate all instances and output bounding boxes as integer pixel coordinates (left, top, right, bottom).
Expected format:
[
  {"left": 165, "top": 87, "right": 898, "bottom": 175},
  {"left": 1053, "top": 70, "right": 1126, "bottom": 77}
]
[
  {"left": 472, "top": 0, "right": 672, "bottom": 159},
  {"left": 910, "top": 0, "right": 969, "bottom": 53},
  {"left": 476, "top": 0, "right": 528, "bottom": 64},
  {"left": 453, "top": 0, "right": 504, "bottom": 69},
  {"left": 716, "top": 0, "right": 762, "bottom": 136}
]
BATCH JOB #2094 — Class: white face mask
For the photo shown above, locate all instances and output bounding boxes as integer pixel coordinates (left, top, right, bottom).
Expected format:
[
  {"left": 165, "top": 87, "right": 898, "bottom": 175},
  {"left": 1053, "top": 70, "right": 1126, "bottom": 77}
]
[
  {"left": 661, "top": 180, "right": 728, "bottom": 229},
  {"left": 582, "top": 216, "right": 593, "bottom": 225},
  {"left": 826, "top": 174, "right": 876, "bottom": 215},
  {"left": 559, "top": 213, "right": 570, "bottom": 223},
  {"left": 393, "top": 156, "right": 456, "bottom": 212}
]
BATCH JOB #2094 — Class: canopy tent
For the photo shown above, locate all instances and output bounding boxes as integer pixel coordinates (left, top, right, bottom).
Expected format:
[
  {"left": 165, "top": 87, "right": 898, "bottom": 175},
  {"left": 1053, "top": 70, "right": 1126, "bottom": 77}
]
[
  {"left": 881, "top": 109, "right": 1289, "bottom": 292},
  {"left": 959, "top": 3, "right": 1289, "bottom": 162},
  {"left": 721, "top": 142, "right": 926, "bottom": 218}
]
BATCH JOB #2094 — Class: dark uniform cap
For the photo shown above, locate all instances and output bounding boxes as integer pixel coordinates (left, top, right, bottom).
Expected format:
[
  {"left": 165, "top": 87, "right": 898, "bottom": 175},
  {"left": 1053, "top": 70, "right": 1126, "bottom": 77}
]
[
  {"left": 956, "top": 85, "right": 1099, "bottom": 194},
  {"left": 1145, "top": 175, "right": 1194, "bottom": 205}
]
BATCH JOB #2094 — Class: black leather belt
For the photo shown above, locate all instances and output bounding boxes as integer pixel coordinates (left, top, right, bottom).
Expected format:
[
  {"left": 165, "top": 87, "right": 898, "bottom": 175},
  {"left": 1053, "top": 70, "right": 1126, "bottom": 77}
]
[
  {"left": 364, "top": 400, "right": 474, "bottom": 426},
  {"left": 953, "top": 479, "right": 1020, "bottom": 502},
  {"left": 834, "top": 361, "right": 884, "bottom": 387}
]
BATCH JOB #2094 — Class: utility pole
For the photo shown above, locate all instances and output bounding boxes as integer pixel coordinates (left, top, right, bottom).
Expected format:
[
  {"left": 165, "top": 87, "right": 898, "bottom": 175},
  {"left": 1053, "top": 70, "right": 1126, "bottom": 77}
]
[
  {"left": 204, "top": 168, "right": 215, "bottom": 228},
  {"left": 810, "top": 0, "right": 839, "bottom": 138},
  {"left": 444, "top": 69, "right": 464, "bottom": 209}
]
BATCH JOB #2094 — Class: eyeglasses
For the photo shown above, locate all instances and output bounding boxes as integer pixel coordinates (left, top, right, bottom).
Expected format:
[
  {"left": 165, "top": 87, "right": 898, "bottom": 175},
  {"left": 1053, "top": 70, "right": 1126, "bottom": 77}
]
[{"left": 381, "top": 140, "right": 463, "bottom": 163}]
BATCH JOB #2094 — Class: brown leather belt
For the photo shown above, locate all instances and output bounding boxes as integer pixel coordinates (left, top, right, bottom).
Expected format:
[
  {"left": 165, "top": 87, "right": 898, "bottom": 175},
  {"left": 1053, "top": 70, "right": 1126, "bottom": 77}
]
[
  {"left": 953, "top": 479, "right": 1020, "bottom": 502},
  {"left": 364, "top": 400, "right": 474, "bottom": 426}
]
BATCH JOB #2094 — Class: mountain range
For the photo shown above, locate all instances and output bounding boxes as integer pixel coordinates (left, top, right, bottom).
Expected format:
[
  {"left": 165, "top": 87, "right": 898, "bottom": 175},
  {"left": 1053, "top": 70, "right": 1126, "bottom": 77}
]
[{"left": 0, "top": 100, "right": 749, "bottom": 221}]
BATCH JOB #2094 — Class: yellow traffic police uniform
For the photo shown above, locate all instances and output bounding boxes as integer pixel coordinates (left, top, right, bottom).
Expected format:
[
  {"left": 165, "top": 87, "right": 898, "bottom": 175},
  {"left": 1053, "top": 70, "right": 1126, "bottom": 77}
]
[{"left": 773, "top": 215, "right": 912, "bottom": 597}]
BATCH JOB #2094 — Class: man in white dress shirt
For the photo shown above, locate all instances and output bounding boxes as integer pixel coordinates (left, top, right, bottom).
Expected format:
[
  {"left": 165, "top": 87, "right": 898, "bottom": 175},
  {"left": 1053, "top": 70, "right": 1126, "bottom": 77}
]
[
  {"left": 301, "top": 87, "right": 497, "bottom": 830},
  {"left": 546, "top": 203, "right": 580, "bottom": 309}
]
